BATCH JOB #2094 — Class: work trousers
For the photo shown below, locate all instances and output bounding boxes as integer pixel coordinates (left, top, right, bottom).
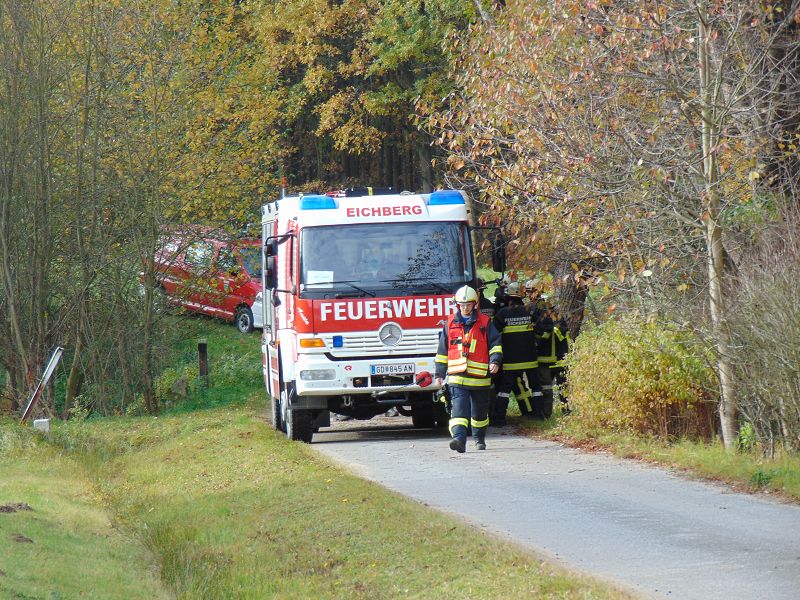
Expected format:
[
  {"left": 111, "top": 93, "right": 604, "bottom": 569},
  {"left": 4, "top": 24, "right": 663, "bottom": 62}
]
[
  {"left": 534, "top": 364, "right": 554, "bottom": 419},
  {"left": 493, "top": 368, "right": 541, "bottom": 422},
  {"left": 551, "top": 367, "right": 567, "bottom": 401},
  {"left": 448, "top": 385, "right": 490, "bottom": 444}
]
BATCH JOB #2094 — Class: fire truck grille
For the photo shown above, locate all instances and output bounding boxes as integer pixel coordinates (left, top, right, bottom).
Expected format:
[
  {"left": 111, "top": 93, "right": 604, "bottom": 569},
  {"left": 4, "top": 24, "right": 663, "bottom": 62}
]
[{"left": 323, "top": 330, "right": 439, "bottom": 356}]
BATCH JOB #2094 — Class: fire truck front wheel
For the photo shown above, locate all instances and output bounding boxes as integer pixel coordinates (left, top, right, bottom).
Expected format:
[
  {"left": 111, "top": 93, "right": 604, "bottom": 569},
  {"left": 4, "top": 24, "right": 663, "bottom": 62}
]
[{"left": 280, "top": 384, "right": 313, "bottom": 443}]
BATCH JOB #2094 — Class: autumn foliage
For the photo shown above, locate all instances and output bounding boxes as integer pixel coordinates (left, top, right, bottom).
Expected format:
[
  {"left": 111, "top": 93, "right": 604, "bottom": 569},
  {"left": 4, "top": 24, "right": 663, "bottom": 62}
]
[{"left": 565, "top": 318, "right": 718, "bottom": 440}]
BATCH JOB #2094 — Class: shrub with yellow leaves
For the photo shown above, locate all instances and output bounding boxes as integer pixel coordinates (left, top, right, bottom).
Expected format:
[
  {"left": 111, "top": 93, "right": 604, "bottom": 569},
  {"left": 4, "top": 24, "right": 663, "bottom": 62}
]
[{"left": 565, "top": 318, "right": 718, "bottom": 441}]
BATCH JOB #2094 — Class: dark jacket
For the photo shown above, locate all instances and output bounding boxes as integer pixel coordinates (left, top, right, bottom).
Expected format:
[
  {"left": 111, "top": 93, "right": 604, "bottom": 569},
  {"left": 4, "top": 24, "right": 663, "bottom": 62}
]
[{"left": 493, "top": 298, "right": 539, "bottom": 370}]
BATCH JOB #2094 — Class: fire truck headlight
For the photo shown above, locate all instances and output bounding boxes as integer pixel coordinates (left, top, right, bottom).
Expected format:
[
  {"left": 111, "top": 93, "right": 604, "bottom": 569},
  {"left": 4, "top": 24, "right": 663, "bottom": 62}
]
[{"left": 299, "top": 369, "right": 336, "bottom": 381}]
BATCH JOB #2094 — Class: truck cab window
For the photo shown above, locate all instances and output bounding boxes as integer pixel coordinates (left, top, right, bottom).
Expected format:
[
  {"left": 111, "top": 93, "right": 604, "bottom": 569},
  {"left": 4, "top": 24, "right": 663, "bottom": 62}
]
[{"left": 299, "top": 222, "right": 472, "bottom": 298}]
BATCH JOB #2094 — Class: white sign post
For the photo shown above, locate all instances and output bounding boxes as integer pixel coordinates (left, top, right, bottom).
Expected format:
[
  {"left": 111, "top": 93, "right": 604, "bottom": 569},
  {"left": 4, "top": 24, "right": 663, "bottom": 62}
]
[{"left": 20, "top": 346, "right": 64, "bottom": 425}]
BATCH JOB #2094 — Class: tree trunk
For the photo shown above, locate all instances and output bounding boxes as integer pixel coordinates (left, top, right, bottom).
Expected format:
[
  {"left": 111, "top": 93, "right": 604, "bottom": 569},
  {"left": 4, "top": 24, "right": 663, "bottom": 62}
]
[
  {"left": 553, "top": 258, "right": 587, "bottom": 338},
  {"left": 698, "top": 2, "right": 737, "bottom": 450},
  {"left": 416, "top": 142, "right": 433, "bottom": 193},
  {"left": 64, "top": 334, "right": 84, "bottom": 418}
]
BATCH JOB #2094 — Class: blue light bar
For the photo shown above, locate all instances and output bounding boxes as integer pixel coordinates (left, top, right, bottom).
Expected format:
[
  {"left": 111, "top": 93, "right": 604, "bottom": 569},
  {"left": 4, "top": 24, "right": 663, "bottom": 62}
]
[
  {"left": 332, "top": 335, "right": 343, "bottom": 348},
  {"left": 428, "top": 190, "right": 465, "bottom": 205},
  {"left": 300, "top": 195, "right": 338, "bottom": 210}
]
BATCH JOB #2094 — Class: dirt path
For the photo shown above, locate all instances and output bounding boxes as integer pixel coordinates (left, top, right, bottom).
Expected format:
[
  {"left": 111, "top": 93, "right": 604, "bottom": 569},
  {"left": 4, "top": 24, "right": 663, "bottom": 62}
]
[{"left": 313, "top": 416, "right": 800, "bottom": 600}]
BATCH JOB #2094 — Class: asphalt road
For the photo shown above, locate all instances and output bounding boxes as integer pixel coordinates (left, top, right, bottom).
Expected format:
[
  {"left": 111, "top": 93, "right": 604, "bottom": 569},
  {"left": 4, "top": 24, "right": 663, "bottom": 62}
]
[{"left": 312, "top": 416, "right": 800, "bottom": 600}]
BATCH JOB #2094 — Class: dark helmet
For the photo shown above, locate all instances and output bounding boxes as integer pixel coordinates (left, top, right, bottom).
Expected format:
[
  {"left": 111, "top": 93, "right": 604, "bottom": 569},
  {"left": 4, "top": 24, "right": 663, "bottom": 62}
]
[{"left": 475, "top": 277, "right": 486, "bottom": 291}]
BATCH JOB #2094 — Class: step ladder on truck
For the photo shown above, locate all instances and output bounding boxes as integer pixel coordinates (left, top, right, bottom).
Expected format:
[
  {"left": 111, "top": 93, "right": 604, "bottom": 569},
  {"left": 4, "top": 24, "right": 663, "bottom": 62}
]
[{"left": 260, "top": 189, "right": 505, "bottom": 442}]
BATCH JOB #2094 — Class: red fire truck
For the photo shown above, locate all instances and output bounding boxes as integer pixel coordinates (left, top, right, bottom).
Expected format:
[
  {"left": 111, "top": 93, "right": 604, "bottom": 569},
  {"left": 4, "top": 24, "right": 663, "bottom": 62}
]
[{"left": 261, "top": 189, "right": 504, "bottom": 442}]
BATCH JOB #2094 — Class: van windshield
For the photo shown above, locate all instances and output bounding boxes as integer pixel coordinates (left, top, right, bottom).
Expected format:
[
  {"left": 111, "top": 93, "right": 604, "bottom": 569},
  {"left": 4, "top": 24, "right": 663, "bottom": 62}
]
[
  {"left": 300, "top": 222, "right": 472, "bottom": 298},
  {"left": 238, "top": 246, "right": 260, "bottom": 277}
]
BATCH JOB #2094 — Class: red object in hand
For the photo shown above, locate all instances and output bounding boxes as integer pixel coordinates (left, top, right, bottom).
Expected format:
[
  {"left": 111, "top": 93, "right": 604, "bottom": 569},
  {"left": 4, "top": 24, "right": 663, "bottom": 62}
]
[{"left": 415, "top": 371, "right": 433, "bottom": 388}]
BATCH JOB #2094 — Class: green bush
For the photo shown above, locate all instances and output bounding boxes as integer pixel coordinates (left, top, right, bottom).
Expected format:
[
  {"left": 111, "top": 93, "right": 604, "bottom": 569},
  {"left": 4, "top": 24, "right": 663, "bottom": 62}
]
[
  {"left": 155, "top": 364, "right": 201, "bottom": 408},
  {"left": 565, "top": 318, "right": 718, "bottom": 440}
]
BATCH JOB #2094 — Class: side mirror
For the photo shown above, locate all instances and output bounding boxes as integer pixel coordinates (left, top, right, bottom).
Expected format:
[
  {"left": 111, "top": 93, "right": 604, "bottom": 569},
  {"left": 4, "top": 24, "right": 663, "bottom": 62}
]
[
  {"left": 265, "top": 255, "right": 277, "bottom": 289},
  {"left": 265, "top": 240, "right": 278, "bottom": 257},
  {"left": 491, "top": 234, "right": 506, "bottom": 274}
]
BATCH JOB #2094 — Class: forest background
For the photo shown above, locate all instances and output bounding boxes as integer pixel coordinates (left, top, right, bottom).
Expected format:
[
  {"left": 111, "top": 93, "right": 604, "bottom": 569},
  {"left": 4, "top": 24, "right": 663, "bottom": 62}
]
[{"left": 1, "top": 0, "right": 799, "bottom": 455}]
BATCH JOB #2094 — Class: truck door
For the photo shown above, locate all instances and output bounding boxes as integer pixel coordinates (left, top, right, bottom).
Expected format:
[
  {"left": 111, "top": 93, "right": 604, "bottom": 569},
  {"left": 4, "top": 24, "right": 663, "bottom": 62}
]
[{"left": 262, "top": 222, "right": 281, "bottom": 400}]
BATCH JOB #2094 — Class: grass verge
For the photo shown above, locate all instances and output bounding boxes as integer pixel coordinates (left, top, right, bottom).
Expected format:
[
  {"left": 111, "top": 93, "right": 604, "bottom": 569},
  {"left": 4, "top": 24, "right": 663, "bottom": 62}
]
[
  {"left": 2, "top": 320, "right": 627, "bottom": 598},
  {"left": 0, "top": 425, "right": 169, "bottom": 599},
  {"left": 517, "top": 410, "right": 800, "bottom": 503},
  {"left": 41, "top": 401, "right": 626, "bottom": 599}
]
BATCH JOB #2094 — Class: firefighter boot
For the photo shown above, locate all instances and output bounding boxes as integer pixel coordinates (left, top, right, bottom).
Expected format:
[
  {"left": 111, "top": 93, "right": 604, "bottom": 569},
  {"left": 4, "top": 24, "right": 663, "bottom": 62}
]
[
  {"left": 475, "top": 432, "right": 486, "bottom": 451},
  {"left": 449, "top": 437, "right": 466, "bottom": 453},
  {"left": 492, "top": 393, "right": 510, "bottom": 426}
]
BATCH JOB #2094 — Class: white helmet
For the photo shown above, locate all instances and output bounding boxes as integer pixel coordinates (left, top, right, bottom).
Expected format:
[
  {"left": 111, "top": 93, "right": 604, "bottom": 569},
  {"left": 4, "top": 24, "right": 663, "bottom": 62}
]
[
  {"left": 506, "top": 282, "right": 522, "bottom": 298},
  {"left": 454, "top": 285, "right": 478, "bottom": 304}
]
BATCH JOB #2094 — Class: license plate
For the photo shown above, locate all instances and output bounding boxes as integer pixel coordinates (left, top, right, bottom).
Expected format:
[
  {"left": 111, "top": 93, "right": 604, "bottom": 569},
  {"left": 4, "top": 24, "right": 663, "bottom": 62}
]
[{"left": 370, "top": 363, "right": 415, "bottom": 376}]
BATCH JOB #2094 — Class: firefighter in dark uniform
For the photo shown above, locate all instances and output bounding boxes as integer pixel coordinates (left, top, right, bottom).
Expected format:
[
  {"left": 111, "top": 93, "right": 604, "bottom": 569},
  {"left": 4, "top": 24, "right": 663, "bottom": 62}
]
[
  {"left": 550, "top": 316, "right": 573, "bottom": 414},
  {"left": 492, "top": 282, "right": 542, "bottom": 425},
  {"left": 475, "top": 278, "right": 498, "bottom": 420},
  {"left": 476, "top": 278, "right": 496, "bottom": 319},
  {"left": 493, "top": 276, "right": 511, "bottom": 311},
  {"left": 526, "top": 282, "right": 556, "bottom": 419},
  {"left": 434, "top": 286, "right": 503, "bottom": 453}
]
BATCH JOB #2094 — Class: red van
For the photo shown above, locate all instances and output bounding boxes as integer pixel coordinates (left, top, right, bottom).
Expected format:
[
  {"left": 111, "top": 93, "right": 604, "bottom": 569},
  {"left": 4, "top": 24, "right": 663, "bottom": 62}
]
[{"left": 153, "top": 231, "right": 262, "bottom": 333}]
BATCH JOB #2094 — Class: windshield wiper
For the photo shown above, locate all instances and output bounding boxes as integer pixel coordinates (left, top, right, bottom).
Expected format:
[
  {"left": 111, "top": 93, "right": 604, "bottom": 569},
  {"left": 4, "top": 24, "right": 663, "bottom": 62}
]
[
  {"left": 305, "top": 280, "right": 376, "bottom": 298},
  {"left": 380, "top": 277, "right": 454, "bottom": 295}
]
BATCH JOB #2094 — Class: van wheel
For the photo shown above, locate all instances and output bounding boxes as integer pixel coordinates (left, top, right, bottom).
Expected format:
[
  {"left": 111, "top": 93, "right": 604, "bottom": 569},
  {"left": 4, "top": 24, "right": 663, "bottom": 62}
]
[
  {"left": 235, "top": 306, "right": 254, "bottom": 333},
  {"left": 280, "top": 384, "right": 313, "bottom": 443}
]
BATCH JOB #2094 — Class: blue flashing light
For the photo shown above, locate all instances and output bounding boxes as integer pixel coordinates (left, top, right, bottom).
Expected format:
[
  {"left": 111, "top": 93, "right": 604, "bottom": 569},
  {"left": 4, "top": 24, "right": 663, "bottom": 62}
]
[
  {"left": 300, "top": 195, "right": 338, "bottom": 210},
  {"left": 428, "top": 190, "right": 465, "bottom": 205},
  {"left": 332, "top": 335, "right": 344, "bottom": 348}
]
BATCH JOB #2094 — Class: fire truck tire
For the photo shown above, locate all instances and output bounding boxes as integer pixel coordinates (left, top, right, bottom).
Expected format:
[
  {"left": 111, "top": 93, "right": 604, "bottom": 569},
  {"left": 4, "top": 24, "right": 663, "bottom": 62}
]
[
  {"left": 235, "top": 306, "right": 255, "bottom": 334},
  {"left": 411, "top": 404, "right": 436, "bottom": 429},
  {"left": 286, "top": 409, "right": 313, "bottom": 443},
  {"left": 434, "top": 404, "right": 449, "bottom": 428},
  {"left": 280, "top": 384, "right": 313, "bottom": 443},
  {"left": 271, "top": 394, "right": 283, "bottom": 431}
]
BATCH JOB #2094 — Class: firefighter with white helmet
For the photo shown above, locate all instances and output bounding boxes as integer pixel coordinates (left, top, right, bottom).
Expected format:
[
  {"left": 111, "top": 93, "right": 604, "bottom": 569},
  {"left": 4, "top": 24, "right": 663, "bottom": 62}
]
[
  {"left": 435, "top": 285, "right": 503, "bottom": 453},
  {"left": 522, "top": 279, "right": 539, "bottom": 310},
  {"left": 492, "top": 281, "right": 542, "bottom": 424}
]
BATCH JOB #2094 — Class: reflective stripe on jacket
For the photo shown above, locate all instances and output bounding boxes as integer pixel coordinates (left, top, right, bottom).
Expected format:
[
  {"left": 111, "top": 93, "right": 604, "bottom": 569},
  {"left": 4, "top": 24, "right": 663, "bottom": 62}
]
[
  {"left": 435, "top": 310, "right": 502, "bottom": 387},
  {"left": 552, "top": 324, "right": 572, "bottom": 368},
  {"left": 493, "top": 301, "right": 539, "bottom": 371},
  {"left": 447, "top": 312, "right": 491, "bottom": 376}
]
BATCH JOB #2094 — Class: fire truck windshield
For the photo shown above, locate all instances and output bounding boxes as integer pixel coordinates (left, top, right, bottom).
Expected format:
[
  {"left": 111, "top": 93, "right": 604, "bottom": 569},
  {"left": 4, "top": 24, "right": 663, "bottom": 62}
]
[{"left": 300, "top": 221, "right": 472, "bottom": 298}]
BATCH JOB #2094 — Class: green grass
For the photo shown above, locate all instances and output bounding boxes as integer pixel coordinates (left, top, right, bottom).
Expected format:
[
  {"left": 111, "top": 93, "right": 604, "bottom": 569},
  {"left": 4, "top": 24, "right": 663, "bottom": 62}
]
[
  {"left": 0, "top": 426, "right": 169, "bottom": 600},
  {"left": 0, "top": 319, "right": 628, "bottom": 599},
  {"left": 144, "top": 316, "right": 263, "bottom": 414},
  {"left": 519, "top": 409, "right": 800, "bottom": 502},
  {"left": 70, "top": 405, "right": 629, "bottom": 598}
]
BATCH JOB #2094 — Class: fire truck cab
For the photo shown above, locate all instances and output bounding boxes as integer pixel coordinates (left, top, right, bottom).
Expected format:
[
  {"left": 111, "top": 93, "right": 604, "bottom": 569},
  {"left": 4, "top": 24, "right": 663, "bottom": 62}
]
[{"left": 261, "top": 189, "right": 502, "bottom": 442}]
